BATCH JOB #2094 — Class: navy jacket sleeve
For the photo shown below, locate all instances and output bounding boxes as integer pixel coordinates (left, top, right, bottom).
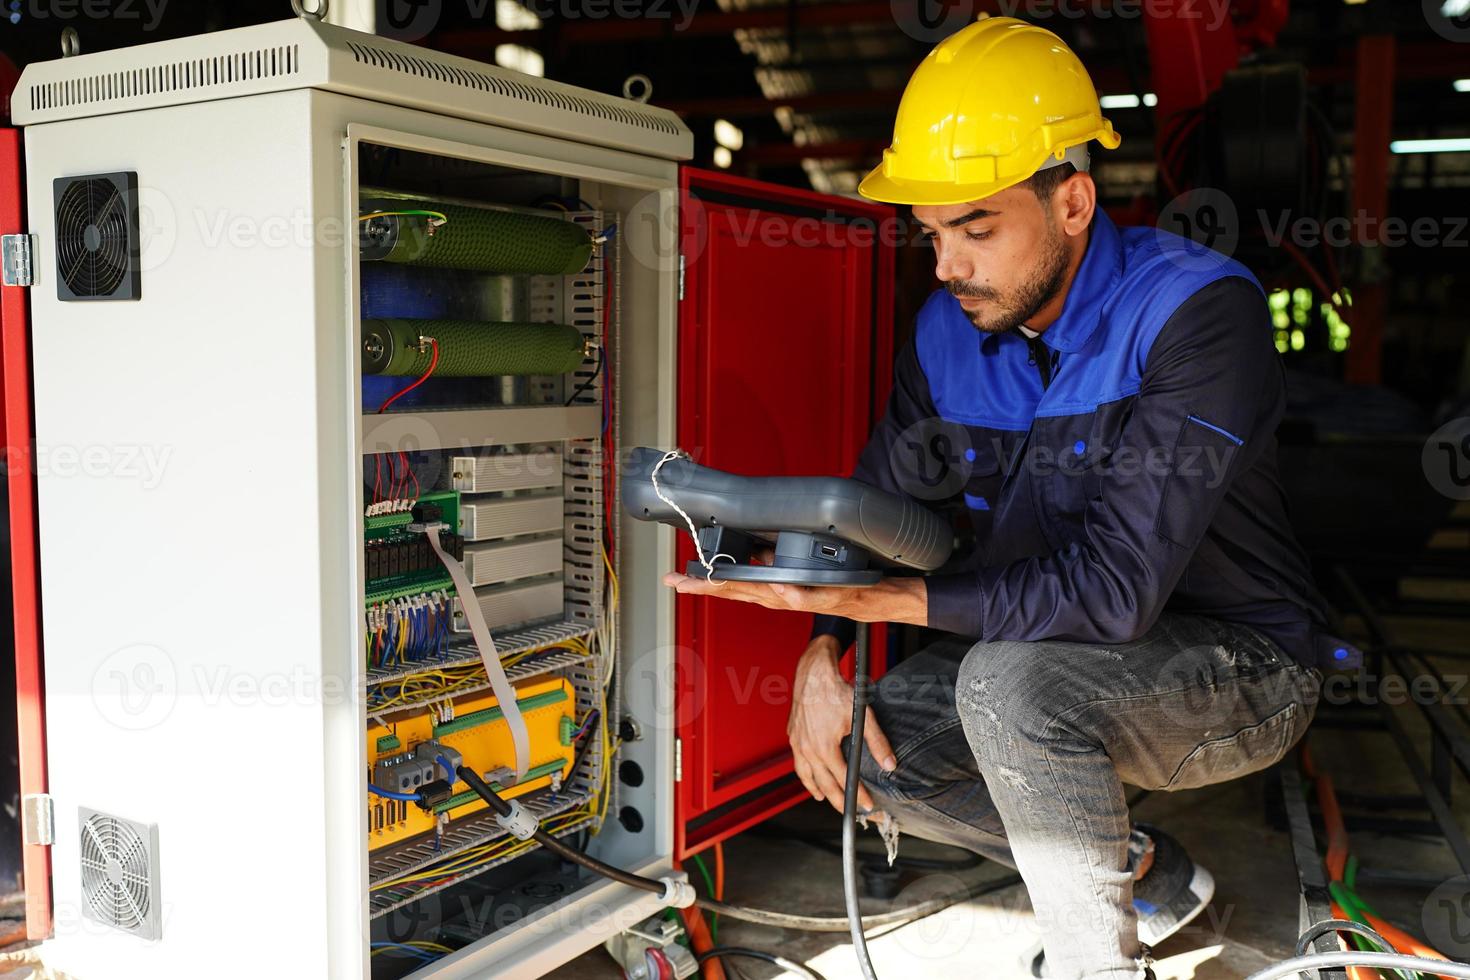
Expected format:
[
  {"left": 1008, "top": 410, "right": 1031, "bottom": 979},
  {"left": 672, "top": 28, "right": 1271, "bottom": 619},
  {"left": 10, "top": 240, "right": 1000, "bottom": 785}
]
[
  {"left": 811, "top": 336, "right": 942, "bottom": 649},
  {"left": 925, "top": 277, "right": 1282, "bottom": 644}
]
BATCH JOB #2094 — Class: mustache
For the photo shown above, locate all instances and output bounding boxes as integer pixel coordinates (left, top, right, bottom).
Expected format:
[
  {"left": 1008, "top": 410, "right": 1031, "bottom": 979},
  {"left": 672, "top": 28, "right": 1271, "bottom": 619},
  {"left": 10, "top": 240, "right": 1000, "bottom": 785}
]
[{"left": 946, "top": 280, "right": 999, "bottom": 301}]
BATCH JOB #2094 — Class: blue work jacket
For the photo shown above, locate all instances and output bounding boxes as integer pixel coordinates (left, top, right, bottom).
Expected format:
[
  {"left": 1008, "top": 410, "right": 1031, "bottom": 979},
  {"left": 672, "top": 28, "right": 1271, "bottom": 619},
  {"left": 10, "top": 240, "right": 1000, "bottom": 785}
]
[{"left": 816, "top": 210, "right": 1348, "bottom": 668}]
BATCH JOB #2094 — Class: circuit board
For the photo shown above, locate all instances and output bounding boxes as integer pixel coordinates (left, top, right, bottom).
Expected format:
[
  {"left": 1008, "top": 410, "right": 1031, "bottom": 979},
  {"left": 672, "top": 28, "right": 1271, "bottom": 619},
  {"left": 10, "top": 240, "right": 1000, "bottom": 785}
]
[
  {"left": 365, "top": 676, "right": 577, "bottom": 851},
  {"left": 365, "top": 489, "right": 462, "bottom": 605}
]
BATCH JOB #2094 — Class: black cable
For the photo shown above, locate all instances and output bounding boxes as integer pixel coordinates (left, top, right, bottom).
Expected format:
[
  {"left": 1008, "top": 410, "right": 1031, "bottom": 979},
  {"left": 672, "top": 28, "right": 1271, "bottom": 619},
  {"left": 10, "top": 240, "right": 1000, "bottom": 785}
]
[
  {"left": 696, "top": 872, "right": 1022, "bottom": 932},
  {"left": 844, "top": 622, "right": 880, "bottom": 980},
  {"left": 454, "top": 764, "right": 666, "bottom": 896},
  {"left": 565, "top": 345, "right": 605, "bottom": 406},
  {"left": 451, "top": 756, "right": 1025, "bottom": 936},
  {"left": 1293, "top": 918, "right": 1394, "bottom": 959},
  {"left": 567, "top": 709, "right": 601, "bottom": 785},
  {"left": 753, "top": 823, "right": 982, "bottom": 871},
  {"left": 696, "top": 947, "right": 828, "bottom": 980}
]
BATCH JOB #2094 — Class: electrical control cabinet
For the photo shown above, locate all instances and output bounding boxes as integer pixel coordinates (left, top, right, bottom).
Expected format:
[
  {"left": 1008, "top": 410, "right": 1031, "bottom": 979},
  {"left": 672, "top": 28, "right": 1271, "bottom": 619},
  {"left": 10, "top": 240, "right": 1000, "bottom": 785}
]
[
  {"left": 9, "top": 16, "right": 687, "bottom": 979},
  {"left": 3, "top": 12, "right": 896, "bottom": 978}
]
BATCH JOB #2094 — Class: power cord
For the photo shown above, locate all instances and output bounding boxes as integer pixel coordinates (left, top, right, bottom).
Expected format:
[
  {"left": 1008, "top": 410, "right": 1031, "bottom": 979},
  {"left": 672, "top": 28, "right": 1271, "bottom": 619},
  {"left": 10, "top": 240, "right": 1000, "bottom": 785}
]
[
  {"left": 1246, "top": 952, "right": 1470, "bottom": 980},
  {"left": 845, "top": 622, "right": 880, "bottom": 979}
]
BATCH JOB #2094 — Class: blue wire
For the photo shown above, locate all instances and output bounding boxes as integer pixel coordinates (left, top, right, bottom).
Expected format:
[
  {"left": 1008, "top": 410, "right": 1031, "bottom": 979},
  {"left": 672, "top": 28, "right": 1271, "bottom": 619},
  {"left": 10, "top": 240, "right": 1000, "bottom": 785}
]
[
  {"left": 368, "top": 783, "right": 421, "bottom": 802},
  {"left": 370, "top": 942, "right": 437, "bottom": 961},
  {"left": 436, "top": 755, "right": 458, "bottom": 786}
]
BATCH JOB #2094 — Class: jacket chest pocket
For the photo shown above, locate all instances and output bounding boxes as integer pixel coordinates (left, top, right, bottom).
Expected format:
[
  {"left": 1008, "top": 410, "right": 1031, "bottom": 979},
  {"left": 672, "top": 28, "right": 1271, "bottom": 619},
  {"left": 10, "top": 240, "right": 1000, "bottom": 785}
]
[
  {"left": 1077, "top": 403, "right": 1132, "bottom": 505},
  {"left": 1031, "top": 403, "right": 1132, "bottom": 538},
  {"left": 960, "top": 432, "right": 1004, "bottom": 514}
]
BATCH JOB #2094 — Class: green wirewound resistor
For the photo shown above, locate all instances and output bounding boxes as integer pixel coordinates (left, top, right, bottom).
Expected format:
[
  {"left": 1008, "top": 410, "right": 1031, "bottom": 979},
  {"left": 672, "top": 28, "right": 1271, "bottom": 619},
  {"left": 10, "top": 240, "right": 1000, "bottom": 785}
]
[
  {"left": 360, "top": 199, "right": 594, "bottom": 276},
  {"left": 362, "top": 318, "right": 589, "bottom": 377}
]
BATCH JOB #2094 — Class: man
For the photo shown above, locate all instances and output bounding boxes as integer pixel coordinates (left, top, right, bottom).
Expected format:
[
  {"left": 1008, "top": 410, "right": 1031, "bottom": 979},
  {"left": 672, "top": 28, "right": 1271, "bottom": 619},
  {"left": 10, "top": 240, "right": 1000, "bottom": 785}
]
[{"left": 663, "top": 16, "right": 1348, "bottom": 980}]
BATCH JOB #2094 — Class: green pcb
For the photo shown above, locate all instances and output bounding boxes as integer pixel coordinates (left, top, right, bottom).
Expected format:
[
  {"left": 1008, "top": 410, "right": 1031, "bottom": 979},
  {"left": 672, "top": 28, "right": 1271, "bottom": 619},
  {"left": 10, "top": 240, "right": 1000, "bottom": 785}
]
[{"left": 364, "top": 489, "right": 461, "bottom": 606}]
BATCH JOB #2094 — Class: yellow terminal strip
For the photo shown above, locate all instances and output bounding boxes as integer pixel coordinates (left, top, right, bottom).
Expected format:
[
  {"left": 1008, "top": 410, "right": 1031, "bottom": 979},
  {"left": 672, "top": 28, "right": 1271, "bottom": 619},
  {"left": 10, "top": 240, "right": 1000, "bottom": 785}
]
[{"left": 366, "top": 676, "right": 577, "bottom": 851}]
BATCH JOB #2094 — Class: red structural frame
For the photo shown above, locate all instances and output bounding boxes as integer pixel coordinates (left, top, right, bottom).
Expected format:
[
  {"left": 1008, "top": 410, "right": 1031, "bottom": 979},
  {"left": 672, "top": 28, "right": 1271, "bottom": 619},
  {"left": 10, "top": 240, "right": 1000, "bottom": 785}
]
[
  {"left": 674, "top": 167, "right": 895, "bottom": 859},
  {"left": 0, "top": 126, "right": 51, "bottom": 939}
]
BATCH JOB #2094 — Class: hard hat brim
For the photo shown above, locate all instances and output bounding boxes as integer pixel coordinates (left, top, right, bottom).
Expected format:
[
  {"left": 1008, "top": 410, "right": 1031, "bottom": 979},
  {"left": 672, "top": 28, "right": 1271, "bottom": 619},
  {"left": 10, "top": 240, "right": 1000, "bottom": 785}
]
[
  {"left": 857, "top": 167, "right": 1033, "bottom": 207},
  {"left": 857, "top": 132, "right": 1121, "bottom": 207}
]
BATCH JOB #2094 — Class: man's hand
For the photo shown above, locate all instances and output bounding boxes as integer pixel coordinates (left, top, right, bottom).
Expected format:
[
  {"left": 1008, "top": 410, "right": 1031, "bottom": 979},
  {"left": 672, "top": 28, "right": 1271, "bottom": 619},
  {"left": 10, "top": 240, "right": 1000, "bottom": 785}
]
[
  {"left": 661, "top": 570, "right": 928, "bottom": 628},
  {"left": 787, "top": 635, "right": 897, "bottom": 814}
]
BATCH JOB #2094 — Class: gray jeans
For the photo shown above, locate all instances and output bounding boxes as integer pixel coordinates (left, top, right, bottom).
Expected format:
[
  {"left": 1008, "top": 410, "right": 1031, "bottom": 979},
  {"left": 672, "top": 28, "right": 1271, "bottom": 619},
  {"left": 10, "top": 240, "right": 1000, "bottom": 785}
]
[{"left": 852, "top": 612, "right": 1321, "bottom": 980}]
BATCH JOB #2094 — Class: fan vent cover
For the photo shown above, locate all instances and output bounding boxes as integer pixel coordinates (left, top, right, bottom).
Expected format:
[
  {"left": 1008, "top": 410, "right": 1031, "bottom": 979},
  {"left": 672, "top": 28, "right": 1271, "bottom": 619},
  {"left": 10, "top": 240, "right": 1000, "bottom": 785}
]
[
  {"left": 53, "top": 171, "right": 141, "bottom": 301},
  {"left": 78, "top": 807, "right": 161, "bottom": 940}
]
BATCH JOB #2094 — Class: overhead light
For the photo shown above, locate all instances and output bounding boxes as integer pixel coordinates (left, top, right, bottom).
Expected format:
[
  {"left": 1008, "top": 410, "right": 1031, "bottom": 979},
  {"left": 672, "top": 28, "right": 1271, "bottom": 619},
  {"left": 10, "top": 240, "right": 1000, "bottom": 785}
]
[
  {"left": 1099, "top": 93, "right": 1157, "bottom": 110},
  {"left": 714, "top": 119, "right": 744, "bottom": 152},
  {"left": 1390, "top": 137, "right": 1470, "bottom": 154},
  {"left": 495, "top": 44, "right": 544, "bottom": 78},
  {"left": 495, "top": 0, "right": 539, "bottom": 30},
  {"left": 713, "top": 146, "right": 733, "bottom": 169},
  {"left": 1455, "top": 79, "right": 1470, "bottom": 93}
]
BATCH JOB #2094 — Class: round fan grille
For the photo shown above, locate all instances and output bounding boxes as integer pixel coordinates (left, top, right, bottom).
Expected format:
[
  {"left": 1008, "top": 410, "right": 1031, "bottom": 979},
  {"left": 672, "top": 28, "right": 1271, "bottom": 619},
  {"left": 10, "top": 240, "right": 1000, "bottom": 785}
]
[
  {"left": 79, "top": 813, "right": 152, "bottom": 930},
  {"left": 55, "top": 178, "right": 131, "bottom": 297}
]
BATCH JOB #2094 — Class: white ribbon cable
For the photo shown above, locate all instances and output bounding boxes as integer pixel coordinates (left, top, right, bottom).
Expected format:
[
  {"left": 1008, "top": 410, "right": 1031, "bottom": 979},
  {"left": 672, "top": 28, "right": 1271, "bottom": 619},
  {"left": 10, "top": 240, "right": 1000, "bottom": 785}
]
[{"left": 425, "top": 527, "right": 530, "bottom": 782}]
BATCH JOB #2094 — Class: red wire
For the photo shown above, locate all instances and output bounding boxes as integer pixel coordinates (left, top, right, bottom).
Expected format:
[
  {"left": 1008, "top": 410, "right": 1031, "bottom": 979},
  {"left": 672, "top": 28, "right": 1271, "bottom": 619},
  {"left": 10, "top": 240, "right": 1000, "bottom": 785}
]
[
  {"left": 377, "top": 339, "right": 440, "bottom": 414},
  {"left": 407, "top": 452, "right": 420, "bottom": 500},
  {"left": 373, "top": 454, "right": 383, "bottom": 505},
  {"left": 601, "top": 247, "right": 617, "bottom": 564}
]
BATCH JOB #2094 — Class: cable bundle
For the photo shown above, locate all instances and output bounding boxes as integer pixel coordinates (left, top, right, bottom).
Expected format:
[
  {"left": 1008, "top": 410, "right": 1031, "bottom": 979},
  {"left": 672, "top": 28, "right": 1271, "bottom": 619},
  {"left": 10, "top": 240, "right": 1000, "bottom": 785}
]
[{"left": 366, "top": 591, "right": 453, "bottom": 669}]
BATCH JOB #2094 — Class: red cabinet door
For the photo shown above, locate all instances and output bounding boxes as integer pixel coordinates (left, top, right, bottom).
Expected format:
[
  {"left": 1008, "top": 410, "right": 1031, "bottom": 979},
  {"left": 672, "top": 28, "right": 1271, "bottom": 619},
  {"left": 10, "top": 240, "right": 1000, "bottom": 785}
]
[
  {"left": 675, "top": 167, "right": 894, "bottom": 858},
  {"left": 0, "top": 126, "right": 51, "bottom": 939}
]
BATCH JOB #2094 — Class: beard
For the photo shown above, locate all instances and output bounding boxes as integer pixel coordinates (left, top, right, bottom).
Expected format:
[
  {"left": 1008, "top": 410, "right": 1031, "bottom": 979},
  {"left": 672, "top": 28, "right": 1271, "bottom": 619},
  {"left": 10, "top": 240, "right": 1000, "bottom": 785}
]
[{"left": 946, "top": 225, "right": 1070, "bottom": 334}]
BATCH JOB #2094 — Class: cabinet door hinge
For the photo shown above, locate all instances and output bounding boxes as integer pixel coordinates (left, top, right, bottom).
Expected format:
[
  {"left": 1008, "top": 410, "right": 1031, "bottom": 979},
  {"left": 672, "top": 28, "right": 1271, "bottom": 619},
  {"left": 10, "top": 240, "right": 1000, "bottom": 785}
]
[
  {"left": 674, "top": 737, "right": 683, "bottom": 782},
  {"left": 2, "top": 234, "right": 36, "bottom": 288},
  {"left": 677, "top": 253, "right": 685, "bottom": 302},
  {"left": 22, "top": 794, "right": 54, "bottom": 846}
]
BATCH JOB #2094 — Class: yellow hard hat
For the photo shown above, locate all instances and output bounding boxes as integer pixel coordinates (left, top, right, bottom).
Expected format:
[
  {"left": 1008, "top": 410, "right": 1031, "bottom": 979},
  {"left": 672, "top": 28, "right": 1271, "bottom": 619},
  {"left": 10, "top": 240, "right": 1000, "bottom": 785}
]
[{"left": 859, "top": 17, "right": 1121, "bottom": 206}]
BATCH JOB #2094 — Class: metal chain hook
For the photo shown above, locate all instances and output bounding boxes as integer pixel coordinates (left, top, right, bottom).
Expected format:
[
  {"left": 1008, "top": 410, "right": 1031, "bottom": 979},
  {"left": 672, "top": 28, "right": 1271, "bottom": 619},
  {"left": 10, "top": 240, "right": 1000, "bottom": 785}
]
[{"left": 290, "top": 0, "right": 329, "bottom": 20}]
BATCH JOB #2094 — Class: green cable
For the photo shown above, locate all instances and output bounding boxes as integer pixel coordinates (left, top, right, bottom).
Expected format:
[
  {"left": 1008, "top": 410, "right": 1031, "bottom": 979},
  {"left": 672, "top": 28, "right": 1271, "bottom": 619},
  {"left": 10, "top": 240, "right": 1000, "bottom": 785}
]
[
  {"left": 1330, "top": 873, "right": 1423, "bottom": 980},
  {"left": 1345, "top": 875, "right": 1424, "bottom": 980},
  {"left": 689, "top": 854, "right": 719, "bottom": 942}
]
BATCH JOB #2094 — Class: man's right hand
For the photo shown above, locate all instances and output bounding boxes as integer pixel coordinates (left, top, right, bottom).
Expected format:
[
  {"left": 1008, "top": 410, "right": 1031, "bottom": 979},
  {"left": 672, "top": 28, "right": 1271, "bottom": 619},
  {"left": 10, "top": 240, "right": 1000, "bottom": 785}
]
[{"left": 787, "top": 634, "right": 897, "bottom": 814}]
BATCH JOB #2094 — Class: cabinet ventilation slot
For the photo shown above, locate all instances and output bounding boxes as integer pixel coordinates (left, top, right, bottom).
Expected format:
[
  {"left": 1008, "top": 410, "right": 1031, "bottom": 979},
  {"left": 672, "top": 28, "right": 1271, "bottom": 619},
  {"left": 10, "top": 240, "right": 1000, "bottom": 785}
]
[
  {"left": 344, "top": 41, "right": 682, "bottom": 136},
  {"left": 30, "top": 44, "right": 300, "bottom": 112}
]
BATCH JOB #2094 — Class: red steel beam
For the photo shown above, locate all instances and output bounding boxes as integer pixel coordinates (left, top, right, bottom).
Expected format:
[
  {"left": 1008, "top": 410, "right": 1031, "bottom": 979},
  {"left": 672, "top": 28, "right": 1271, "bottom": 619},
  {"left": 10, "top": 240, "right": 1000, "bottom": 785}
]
[{"left": 1143, "top": 0, "right": 1239, "bottom": 159}]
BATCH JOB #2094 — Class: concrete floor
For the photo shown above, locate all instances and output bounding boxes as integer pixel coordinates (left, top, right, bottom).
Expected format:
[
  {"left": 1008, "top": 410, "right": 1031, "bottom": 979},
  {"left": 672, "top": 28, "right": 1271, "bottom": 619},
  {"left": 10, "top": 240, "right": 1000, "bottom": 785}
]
[{"left": 554, "top": 613, "right": 1470, "bottom": 980}]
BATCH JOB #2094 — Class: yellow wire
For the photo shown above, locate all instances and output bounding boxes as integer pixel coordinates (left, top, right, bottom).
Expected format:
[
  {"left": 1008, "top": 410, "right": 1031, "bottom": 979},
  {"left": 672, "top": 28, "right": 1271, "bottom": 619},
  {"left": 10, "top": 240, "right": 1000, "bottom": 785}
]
[
  {"left": 358, "top": 209, "right": 448, "bottom": 224},
  {"left": 372, "top": 810, "right": 596, "bottom": 893}
]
